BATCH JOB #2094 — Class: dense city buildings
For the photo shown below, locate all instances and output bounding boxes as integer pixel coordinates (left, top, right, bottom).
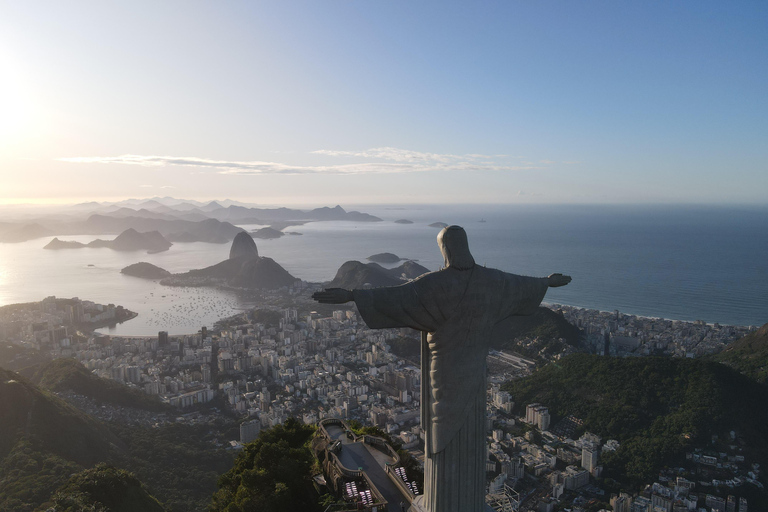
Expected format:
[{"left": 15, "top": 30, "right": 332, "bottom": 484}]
[
  {"left": 0, "top": 293, "right": 759, "bottom": 511},
  {"left": 553, "top": 304, "right": 754, "bottom": 358}
]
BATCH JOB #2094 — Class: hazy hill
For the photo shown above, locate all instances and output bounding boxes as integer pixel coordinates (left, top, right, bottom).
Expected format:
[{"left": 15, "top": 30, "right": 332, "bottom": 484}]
[
  {"left": 712, "top": 322, "right": 768, "bottom": 383},
  {"left": 121, "top": 262, "right": 172, "bottom": 279},
  {"left": 50, "top": 464, "right": 166, "bottom": 512},
  {"left": 30, "top": 358, "right": 170, "bottom": 412},
  {"left": 110, "top": 228, "right": 171, "bottom": 252},
  {"left": 328, "top": 260, "right": 431, "bottom": 289},
  {"left": 0, "top": 223, "right": 54, "bottom": 243},
  {"left": 502, "top": 354, "right": 768, "bottom": 486}
]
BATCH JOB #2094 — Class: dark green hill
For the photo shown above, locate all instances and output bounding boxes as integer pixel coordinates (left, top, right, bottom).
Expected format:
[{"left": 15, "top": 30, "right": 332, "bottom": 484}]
[
  {"left": 0, "top": 368, "right": 120, "bottom": 465},
  {"left": 712, "top": 322, "right": 768, "bottom": 384},
  {"left": 0, "top": 368, "right": 123, "bottom": 511},
  {"left": 0, "top": 366, "right": 233, "bottom": 512},
  {"left": 502, "top": 354, "right": 768, "bottom": 486},
  {"left": 50, "top": 464, "right": 166, "bottom": 512},
  {"left": 30, "top": 358, "right": 170, "bottom": 412}
]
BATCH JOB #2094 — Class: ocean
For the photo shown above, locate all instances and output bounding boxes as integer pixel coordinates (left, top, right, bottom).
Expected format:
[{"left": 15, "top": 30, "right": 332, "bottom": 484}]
[{"left": 0, "top": 204, "right": 766, "bottom": 335}]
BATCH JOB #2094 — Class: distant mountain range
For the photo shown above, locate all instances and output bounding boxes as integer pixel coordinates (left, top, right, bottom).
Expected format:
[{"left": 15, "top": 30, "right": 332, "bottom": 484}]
[{"left": 0, "top": 198, "right": 383, "bottom": 243}]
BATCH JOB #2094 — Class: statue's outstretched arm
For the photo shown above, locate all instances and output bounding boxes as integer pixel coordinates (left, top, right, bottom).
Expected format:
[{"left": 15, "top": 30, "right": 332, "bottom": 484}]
[
  {"left": 547, "top": 273, "right": 572, "bottom": 288},
  {"left": 312, "top": 288, "right": 354, "bottom": 304}
]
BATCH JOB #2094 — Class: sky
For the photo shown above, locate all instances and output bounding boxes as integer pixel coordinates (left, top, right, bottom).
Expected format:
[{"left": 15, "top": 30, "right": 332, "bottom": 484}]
[{"left": 0, "top": 1, "right": 766, "bottom": 206}]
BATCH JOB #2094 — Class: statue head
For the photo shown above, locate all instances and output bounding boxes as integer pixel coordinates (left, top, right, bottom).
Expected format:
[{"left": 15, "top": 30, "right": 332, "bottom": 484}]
[{"left": 437, "top": 225, "right": 475, "bottom": 270}]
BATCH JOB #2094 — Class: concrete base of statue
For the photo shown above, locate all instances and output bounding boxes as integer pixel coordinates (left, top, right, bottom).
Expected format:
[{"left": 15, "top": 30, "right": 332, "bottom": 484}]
[
  {"left": 408, "top": 496, "right": 427, "bottom": 512},
  {"left": 408, "top": 496, "right": 495, "bottom": 512}
]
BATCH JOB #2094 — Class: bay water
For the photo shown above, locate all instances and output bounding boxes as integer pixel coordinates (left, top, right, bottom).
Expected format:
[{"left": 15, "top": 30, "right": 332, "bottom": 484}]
[{"left": 0, "top": 204, "right": 765, "bottom": 335}]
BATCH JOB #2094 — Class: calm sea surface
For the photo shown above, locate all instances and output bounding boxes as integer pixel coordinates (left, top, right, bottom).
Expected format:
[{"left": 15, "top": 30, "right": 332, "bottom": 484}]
[{"left": 0, "top": 204, "right": 765, "bottom": 335}]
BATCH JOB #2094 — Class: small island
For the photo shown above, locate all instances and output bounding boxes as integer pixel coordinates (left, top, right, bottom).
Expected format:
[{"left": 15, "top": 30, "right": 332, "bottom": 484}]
[
  {"left": 394, "top": 219, "right": 413, "bottom": 224},
  {"left": 250, "top": 227, "right": 284, "bottom": 239},
  {"left": 367, "top": 252, "right": 403, "bottom": 264},
  {"left": 121, "top": 262, "right": 172, "bottom": 280},
  {"left": 429, "top": 222, "right": 449, "bottom": 228},
  {"left": 44, "top": 238, "right": 88, "bottom": 249}
]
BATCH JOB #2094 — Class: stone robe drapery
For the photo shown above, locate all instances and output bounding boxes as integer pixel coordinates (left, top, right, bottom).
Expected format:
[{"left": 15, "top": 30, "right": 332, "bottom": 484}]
[{"left": 352, "top": 266, "right": 549, "bottom": 512}]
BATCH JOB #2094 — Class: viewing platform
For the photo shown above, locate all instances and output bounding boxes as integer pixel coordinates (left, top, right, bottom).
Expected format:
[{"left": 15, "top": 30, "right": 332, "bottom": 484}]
[{"left": 315, "top": 418, "right": 417, "bottom": 512}]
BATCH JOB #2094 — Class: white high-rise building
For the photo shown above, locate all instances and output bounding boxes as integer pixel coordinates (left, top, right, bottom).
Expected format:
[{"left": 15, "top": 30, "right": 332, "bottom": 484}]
[
  {"left": 538, "top": 410, "right": 550, "bottom": 431},
  {"left": 582, "top": 443, "right": 599, "bottom": 472}
]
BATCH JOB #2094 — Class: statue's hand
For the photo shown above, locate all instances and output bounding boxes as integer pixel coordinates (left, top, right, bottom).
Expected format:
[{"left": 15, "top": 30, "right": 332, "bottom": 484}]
[
  {"left": 547, "top": 273, "right": 572, "bottom": 287},
  {"left": 312, "top": 288, "right": 354, "bottom": 304}
]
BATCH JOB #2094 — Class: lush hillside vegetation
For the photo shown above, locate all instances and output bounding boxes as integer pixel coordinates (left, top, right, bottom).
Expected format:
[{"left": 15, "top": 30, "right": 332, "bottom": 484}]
[
  {"left": 0, "top": 366, "right": 234, "bottom": 512},
  {"left": 49, "top": 464, "right": 166, "bottom": 512},
  {"left": 210, "top": 419, "right": 321, "bottom": 512},
  {"left": 713, "top": 322, "right": 768, "bottom": 384},
  {"left": 30, "top": 358, "right": 170, "bottom": 412},
  {"left": 0, "top": 368, "right": 122, "bottom": 511},
  {"left": 109, "top": 422, "right": 234, "bottom": 512},
  {"left": 502, "top": 354, "right": 768, "bottom": 486}
]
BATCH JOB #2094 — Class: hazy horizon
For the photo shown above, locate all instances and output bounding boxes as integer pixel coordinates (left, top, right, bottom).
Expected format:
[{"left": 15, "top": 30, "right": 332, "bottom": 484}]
[{"left": 2, "top": 2, "right": 767, "bottom": 206}]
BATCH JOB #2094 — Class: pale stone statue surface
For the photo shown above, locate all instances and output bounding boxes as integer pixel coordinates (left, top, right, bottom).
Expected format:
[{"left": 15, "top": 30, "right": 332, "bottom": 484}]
[{"left": 313, "top": 226, "right": 571, "bottom": 512}]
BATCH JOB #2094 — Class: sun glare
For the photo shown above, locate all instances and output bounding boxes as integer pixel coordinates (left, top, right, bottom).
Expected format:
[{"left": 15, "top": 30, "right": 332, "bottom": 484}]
[{"left": 0, "top": 48, "right": 42, "bottom": 152}]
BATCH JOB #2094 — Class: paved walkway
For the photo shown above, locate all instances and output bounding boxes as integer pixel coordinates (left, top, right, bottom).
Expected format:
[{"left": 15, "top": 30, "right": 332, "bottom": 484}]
[{"left": 326, "top": 425, "right": 410, "bottom": 512}]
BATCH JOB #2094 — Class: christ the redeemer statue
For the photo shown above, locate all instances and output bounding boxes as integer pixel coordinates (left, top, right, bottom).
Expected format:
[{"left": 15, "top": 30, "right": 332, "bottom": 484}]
[{"left": 312, "top": 226, "right": 571, "bottom": 512}]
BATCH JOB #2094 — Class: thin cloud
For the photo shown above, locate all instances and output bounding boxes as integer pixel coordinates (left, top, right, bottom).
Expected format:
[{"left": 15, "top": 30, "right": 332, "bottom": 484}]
[
  {"left": 312, "top": 147, "right": 496, "bottom": 164},
  {"left": 58, "top": 150, "right": 545, "bottom": 175}
]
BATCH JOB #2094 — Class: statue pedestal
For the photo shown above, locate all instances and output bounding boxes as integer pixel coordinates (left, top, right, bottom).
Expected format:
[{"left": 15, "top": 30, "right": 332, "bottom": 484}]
[
  {"left": 408, "top": 496, "right": 427, "bottom": 512},
  {"left": 408, "top": 496, "right": 495, "bottom": 512}
]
